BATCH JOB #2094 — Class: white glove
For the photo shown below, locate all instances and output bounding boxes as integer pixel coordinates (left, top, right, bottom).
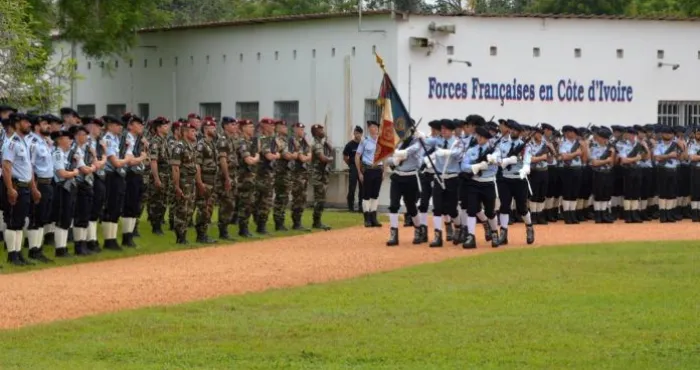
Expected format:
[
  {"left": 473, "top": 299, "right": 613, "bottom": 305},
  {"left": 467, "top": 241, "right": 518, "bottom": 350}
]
[
  {"left": 436, "top": 149, "right": 451, "bottom": 157},
  {"left": 470, "top": 161, "right": 488, "bottom": 174},
  {"left": 518, "top": 168, "right": 528, "bottom": 179},
  {"left": 413, "top": 130, "right": 426, "bottom": 140},
  {"left": 393, "top": 149, "right": 408, "bottom": 161},
  {"left": 500, "top": 156, "right": 518, "bottom": 168},
  {"left": 521, "top": 164, "right": 531, "bottom": 175},
  {"left": 486, "top": 154, "right": 497, "bottom": 164},
  {"left": 423, "top": 156, "right": 432, "bottom": 167}
]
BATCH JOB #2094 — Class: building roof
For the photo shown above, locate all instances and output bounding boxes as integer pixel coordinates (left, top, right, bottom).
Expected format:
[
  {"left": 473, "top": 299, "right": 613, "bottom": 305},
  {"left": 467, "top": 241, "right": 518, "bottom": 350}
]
[{"left": 139, "top": 10, "right": 700, "bottom": 34}]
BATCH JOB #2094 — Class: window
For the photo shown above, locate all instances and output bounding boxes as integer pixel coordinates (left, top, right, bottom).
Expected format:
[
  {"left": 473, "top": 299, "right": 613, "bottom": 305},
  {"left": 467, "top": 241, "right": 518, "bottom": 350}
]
[
  {"left": 657, "top": 101, "right": 700, "bottom": 126},
  {"left": 533, "top": 47, "right": 540, "bottom": 57},
  {"left": 199, "top": 103, "right": 222, "bottom": 120},
  {"left": 236, "top": 102, "right": 259, "bottom": 123},
  {"left": 106, "top": 104, "right": 127, "bottom": 117},
  {"left": 616, "top": 49, "right": 624, "bottom": 59},
  {"left": 273, "top": 101, "right": 299, "bottom": 126},
  {"left": 447, "top": 46, "right": 454, "bottom": 55},
  {"left": 574, "top": 48, "right": 581, "bottom": 58},
  {"left": 490, "top": 46, "right": 497, "bottom": 56},
  {"left": 657, "top": 50, "right": 664, "bottom": 59},
  {"left": 364, "top": 99, "right": 381, "bottom": 127},
  {"left": 138, "top": 103, "right": 150, "bottom": 120},
  {"left": 76, "top": 104, "right": 96, "bottom": 117}
]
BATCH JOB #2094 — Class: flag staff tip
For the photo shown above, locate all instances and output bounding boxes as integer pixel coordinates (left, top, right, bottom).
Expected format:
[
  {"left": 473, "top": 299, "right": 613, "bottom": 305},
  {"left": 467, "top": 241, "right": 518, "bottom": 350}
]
[{"left": 374, "top": 50, "right": 386, "bottom": 72}]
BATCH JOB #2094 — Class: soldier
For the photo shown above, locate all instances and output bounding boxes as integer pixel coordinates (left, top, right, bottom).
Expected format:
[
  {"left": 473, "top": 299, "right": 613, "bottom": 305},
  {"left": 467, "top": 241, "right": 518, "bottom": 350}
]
[
  {"left": 253, "top": 118, "right": 279, "bottom": 234},
  {"left": 617, "top": 127, "right": 646, "bottom": 223},
  {"left": 415, "top": 120, "right": 441, "bottom": 244},
  {"left": 589, "top": 127, "right": 615, "bottom": 223},
  {"left": 236, "top": 119, "right": 260, "bottom": 237},
  {"left": 653, "top": 125, "right": 679, "bottom": 223},
  {"left": 167, "top": 119, "right": 184, "bottom": 230},
  {"left": 272, "top": 119, "right": 293, "bottom": 231},
  {"left": 526, "top": 126, "right": 554, "bottom": 225},
  {"left": 385, "top": 131, "right": 424, "bottom": 246},
  {"left": 171, "top": 121, "right": 199, "bottom": 244},
  {"left": 674, "top": 126, "right": 690, "bottom": 220},
  {"left": 101, "top": 116, "right": 130, "bottom": 251},
  {"left": 355, "top": 120, "right": 383, "bottom": 228},
  {"left": 686, "top": 127, "right": 700, "bottom": 221},
  {"left": 557, "top": 126, "right": 584, "bottom": 224},
  {"left": 194, "top": 117, "right": 218, "bottom": 243},
  {"left": 70, "top": 125, "right": 98, "bottom": 255},
  {"left": 87, "top": 116, "right": 108, "bottom": 252},
  {"left": 541, "top": 123, "right": 561, "bottom": 222},
  {"left": 0, "top": 106, "right": 18, "bottom": 246},
  {"left": 26, "top": 114, "right": 55, "bottom": 262},
  {"left": 51, "top": 129, "right": 79, "bottom": 257},
  {"left": 610, "top": 125, "right": 626, "bottom": 219},
  {"left": 310, "top": 124, "right": 333, "bottom": 230},
  {"left": 343, "top": 126, "right": 364, "bottom": 213},
  {"left": 215, "top": 116, "right": 238, "bottom": 240},
  {"left": 3, "top": 113, "right": 40, "bottom": 266},
  {"left": 289, "top": 122, "right": 312, "bottom": 231},
  {"left": 59, "top": 107, "right": 80, "bottom": 130},
  {"left": 637, "top": 125, "right": 655, "bottom": 220},
  {"left": 121, "top": 116, "right": 149, "bottom": 248},
  {"left": 147, "top": 117, "right": 171, "bottom": 235}
]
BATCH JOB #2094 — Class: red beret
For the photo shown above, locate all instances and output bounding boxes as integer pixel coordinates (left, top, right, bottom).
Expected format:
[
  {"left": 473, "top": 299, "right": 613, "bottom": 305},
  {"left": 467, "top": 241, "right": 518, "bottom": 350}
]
[
  {"left": 187, "top": 113, "right": 200, "bottom": 120},
  {"left": 239, "top": 119, "right": 253, "bottom": 126},
  {"left": 274, "top": 119, "right": 286, "bottom": 126},
  {"left": 202, "top": 118, "right": 216, "bottom": 127},
  {"left": 260, "top": 117, "right": 274, "bottom": 124},
  {"left": 183, "top": 122, "right": 197, "bottom": 130},
  {"left": 171, "top": 121, "right": 182, "bottom": 129}
]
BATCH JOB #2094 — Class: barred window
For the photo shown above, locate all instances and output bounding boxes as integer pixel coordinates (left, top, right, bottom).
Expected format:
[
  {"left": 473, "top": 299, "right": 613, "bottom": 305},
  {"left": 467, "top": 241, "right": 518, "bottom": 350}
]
[
  {"left": 76, "top": 104, "right": 96, "bottom": 117},
  {"left": 364, "top": 99, "right": 381, "bottom": 129},
  {"left": 236, "top": 102, "right": 259, "bottom": 123},
  {"left": 657, "top": 101, "right": 700, "bottom": 127},
  {"left": 106, "top": 104, "right": 126, "bottom": 117},
  {"left": 137, "top": 103, "right": 150, "bottom": 121},
  {"left": 199, "top": 102, "right": 221, "bottom": 120},
  {"left": 274, "top": 101, "right": 299, "bottom": 127}
]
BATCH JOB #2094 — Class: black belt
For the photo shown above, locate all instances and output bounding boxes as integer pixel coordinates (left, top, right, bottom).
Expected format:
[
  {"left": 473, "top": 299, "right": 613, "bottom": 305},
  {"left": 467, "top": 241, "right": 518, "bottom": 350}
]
[
  {"left": 12, "top": 179, "right": 30, "bottom": 188},
  {"left": 37, "top": 177, "right": 52, "bottom": 184},
  {"left": 362, "top": 163, "right": 382, "bottom": 170},
  {"left": 533, "top": 167, "right": 548, "bottom": 172}
]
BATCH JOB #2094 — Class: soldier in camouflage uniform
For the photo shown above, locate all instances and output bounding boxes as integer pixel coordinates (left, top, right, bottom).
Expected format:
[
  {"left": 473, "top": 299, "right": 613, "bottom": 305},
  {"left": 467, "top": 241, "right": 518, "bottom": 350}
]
[
  {"left": 147, "top": 117, "right": 171, "bottom": 235},
  {"left": 289, "top": 123, "right": 312, "bottom": 231},
  {"left": 170, "top": 121, "right": 199, "bottom": 245},
  {"left": 167, "top": 119, "right": 184, "bottom": 230},
  {"left": 272, "top": 120, "right": 293, "bottom": 231},
  {"left": 236, "top": 119, "right": 260, "bottom": 237},
  {"left": 215, "top": 116, "right": 239, "bottom": 240},
  {"left": 310, "top": 124, "right": 333, "bottom": 230},
  {"left": 253, "top": 118, "right": 279, "bottom": 235},
  {"left": 194, "top": 117, "right": 218, "bottom": 243}
]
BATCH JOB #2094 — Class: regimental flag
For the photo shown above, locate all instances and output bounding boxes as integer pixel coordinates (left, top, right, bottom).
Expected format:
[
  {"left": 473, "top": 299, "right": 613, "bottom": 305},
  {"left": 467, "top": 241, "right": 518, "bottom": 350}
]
[{"left": 373, "top": 71, "right": 415, "bottom": 164}]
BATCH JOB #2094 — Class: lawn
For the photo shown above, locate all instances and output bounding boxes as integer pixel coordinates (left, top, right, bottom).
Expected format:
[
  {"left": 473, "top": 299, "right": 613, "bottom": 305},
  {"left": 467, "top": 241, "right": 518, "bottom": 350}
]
[
  {"left": 1, "top": 241, "right": 698, "bottom": 369},
  {"left": 1, "top": 209, "right": 362, "bottom": 274}
]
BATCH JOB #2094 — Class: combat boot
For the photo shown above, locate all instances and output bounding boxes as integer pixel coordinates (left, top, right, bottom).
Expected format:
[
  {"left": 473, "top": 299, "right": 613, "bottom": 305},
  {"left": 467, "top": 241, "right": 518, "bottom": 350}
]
[
  {"left": 462, "top": 233, "right": 476, "bottom": 249},
  {"left": 624, "top": 210, "right": 633, "bottom": 223},
  {"left": 256, "top": 218, "right": 269, "bottom": 235},
  {"left": 370, "top": 211, "right": 382, "bottom": 227},
  {"left": 452, "top": 225, "right": 465, "bottom": 245},
  {"left": 412, "top": 226, "right": 422, "bottom": 245},
  {"left": 121, "top": 233, "right": 137, "bottom": 248},
  {"left": 403, "top": 213, "right": 413, "bottom": 227},
  {"left": 218, "top": 223, "right": 234, "bottom": 241},
  {"left": 525, "top": 224, "right": 535, "bottom": 245},
  {"left": 445, "top": 222, "right": 454, "bottom": 242},
  {"left": 44, "top": 232, "right": 55, "bottom": 246},
  {"left": 312, "top": 214, "right": 331, "bottom": 231},
  {"left": 291, "top": 210, "right": 311, "bottom": 232},
  {"left": 133, "top": 220, "right": 141, "bottom": 238},
  {"left": 196, "top": 230, "right": 217, "bottom": 244},
  {"left": 363, "top": 212, "right": 372, "bottom": 227},
  {"left": 386, "top": 227, "right": 399, "bottom": 247},
  {"left": 274, "top": 218, "right": 288, "bottom": 232},
  {"left": 176, "top": 231, "right": 189, "bottom": 245},
  {"left": 594, "top": 211, "right": 603, "bottom": 224},
  {"left": 87, "top": 240, "right": 102, "bottom": 253},
  {"left": 538, "top": 212, "right": 549, "bottom": 225},
  {"left": 55, "top": 247, "right": 72, "bottom": 258},
  {"left": 8, "top": 251, "right": 26, "bottom": 266},
  {"left": 103, "top": 239, "right": 122, "bottom": 251},
  {"left": 631, "top": 210, "right": 643, "bottom": 223},
  {"left": 238, "top": 220, "right": 253, "bottom": 238},
  {"left": 74, "top": 241, "right": 91, "bottom": 256},
  {"left": 497, "top": 228, "right": 508, "bottom": 246},
  {"left": 28, "top": 248, "right": 53, "bottom": 263},
  {"left": 16, "top": 250, "right": 34, "bottom": 265},
  {"left": 659, "top": 210, "right": 668, "bottom": 223},
  {"left": 483, "top": 222, "right": 492, "bottom": 242},
  {"left": 151, "top": 222, "right": 164, "bottom": 236},
  {"left": 429, "top": 229, "right": 442, "bottom": 248},
  {"left": 692, "top": 209, "right": 700, "bottom": 222}
]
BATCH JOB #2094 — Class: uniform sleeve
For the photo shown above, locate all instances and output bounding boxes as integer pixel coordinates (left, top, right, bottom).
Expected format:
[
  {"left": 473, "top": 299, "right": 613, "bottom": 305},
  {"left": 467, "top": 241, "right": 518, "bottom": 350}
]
[
  {"left": 217, "top": 138, "right": 229, "bottom": 159},
  {"left": 423, "top": 137, "right": 437, "bottom": 150},
  {"left": 277, "top": 137, "right": 288, "bottom": 156},
  {"left": 238, "top": 139, "right": 251, "bottom": 159},
  {"left": 169, "top": 143, "right": 182, "bottom": 166},
  {"left": 3, "top": 141, "right": 15, "bottom": 164},
  {"left": 53, "top": 151, "right": 65, "bottom": 173},
  {"left": 106, "top": 136, "right": 118, "bottom": 157},
  {"left": 195, "top": 141, "right": 204, "bottom": 165},
  {"left": 125, "top": 135, "right": 135, "bottom": 156},
  {"left": 356, "top": 140, "right": 365, "bottom": 156},
  {"left": 522, "top": 144, "right": 532, "bottom": 166},
  {"left": 405, "top": 139, "right": 422, "bottom": 157},
  {"left": 312, "top": 142, "right": 324, "bottom": 157},
  {"left": 260, "top": 136, "right": 272, "bottom": 155},
  {"left": 148, "top": 138, "right": 160, "bottom": 158}
]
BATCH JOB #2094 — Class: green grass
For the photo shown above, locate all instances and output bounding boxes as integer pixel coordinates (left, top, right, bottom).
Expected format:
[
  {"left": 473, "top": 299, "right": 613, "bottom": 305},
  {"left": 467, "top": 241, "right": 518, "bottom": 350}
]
[
  {"left": 2, "top": 241, "right": 699, "bottom": 369},
  {"left": 1, "top": 209, "right": 361, "bottom": 274}
]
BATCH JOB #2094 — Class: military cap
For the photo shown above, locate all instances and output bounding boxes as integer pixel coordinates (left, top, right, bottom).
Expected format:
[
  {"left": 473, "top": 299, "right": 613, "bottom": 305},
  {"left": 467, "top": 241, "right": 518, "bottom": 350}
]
[
  {"left": 9, "top": 112, "right": 31, "bottom": 123},
  {"left": 353, "top": 125, "right": 363, "bottom": 133},
  {"left": 428, "top": 120, "right": 441, "bottom": 130},
  {"left": 238, "top": 119, "right": 253, "bottom": 126},
  {"left": 202, "top": 117, "right": 216, "bottom": 127},
  {"left": 497, "top": 118, "right": 508, "bottom": 125},
  {"left": 486, "top": 121, "right": 499, "bottom": 132},
  {"left": 611, "top": 125, "right": 624, "bottom": 133},
  {"left": 40, "top": 114, "right": 61, "bottom": 124},
  {"left": 183, "top": 121, "right": 197, "bottom": 130},
  {"left": 121, "top": 112, "right": 134, "bottom": 124},
  {"left": 590, "top": 125, "right": 599, "bottom": 132},
  {"left": 506, "top": 119, "right": 522, "bottom": 132},
  {"left": 440, "top": 119, "right": 455, "bottom": 130},
  {"left": 0, "top": 105, "right": 17, "bottom": 113},
  {"left": 595, "top": 128, "right": 612, "bottom": 139},
  {"left": 673, "top": 126, "right": 686, "bottom": 134},
  {"left": 626, "top": 127, "right": 637, "bottom": 135},
  {"left": 101, "top": 115, "right": 121, "bottom": 125},
  {"left": 50, "top": 129, "right": 73, "bottom": 140},
  {"left": 171, "top": 120, "right": 183, "bottom": 129},
  {"left": 81, "top": 116, "right": 97, "bottom": 125},
  {"left": 221, "top": 116, "right": 236, "bottom": 125},
  {"left": 151, "top": 116, "right": 169, "bottom": 127},
  {"left": 475, "top": 126, "right": 492, "bottom": 140},
  {"left": 532, "top": 125, "right": 544, "bottom": 134},
  {"left": 60, "top": 107, "right": 79, "bottom": 117},
  {"left": 633, "top": 124, "right": 645, "bottom": 133},
  {"left": 366, "top": 120, "right": 379, "bottom": 127},
  {"left": 465, "top": 114, "right": 486, "bottom": 127},
  {"left": 69, "top": 125, "right": 89, "bottom": 136},
  {"left": 453, "top": 119, "right": 465, "bottom": 127},
  {"left": 657, "top": 125, "right": 673, "bottom": 134},
  {"left": 187, "top": 113, "right": 201, "bottom": 120},
  {"left": 561, "top": 125, "right": 577, "bottom": 134},
  {"left": 259, "top": 117, "right": 274, "bottom": 125},
  {"left": 540, "top": 123, "right": 556, "bottom": 132},
  {"left": 274, "top": 119, "right": 286, "bottom": 126},
  {"left": 293, "top": 122, "right": 306, "bottom": 129},
  {"left": 311, "top": 124, "right": 324, "bottom": 131},
  {"left": 128, "top": 115, "right": 144, "bottom": 125}
]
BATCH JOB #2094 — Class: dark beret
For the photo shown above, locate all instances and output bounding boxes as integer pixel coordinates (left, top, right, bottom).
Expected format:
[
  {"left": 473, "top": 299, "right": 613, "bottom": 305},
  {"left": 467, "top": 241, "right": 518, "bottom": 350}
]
[
  {"left": 353, "top": 125, "right": 363, "bottom": 133},
  {"left": 453, "top": 119, "right": 465, "bottom": 127},
  {"left": 0, "top": 105, "right": 17, "bottom": 113},
  {"left": 121, "top": 112, "right": 134, "bottom": 124},
  {"left": 486, "top": 121, "right": 499, "bottom": 132},
  {"left": 274, "top": 119, "right": 286, "bottom": 126},
  {"left": 9, "top": 112, "right": 31, "bottom": 123},
  {"left": 658, "top": 125, "right": 673, "bottom": 134},
  {"left": 626, "top": 127, "right": 637, "bottom": 135},
  {"left": 633, "top": 124, "right": 645, "bottom": 133},
  {"left": 128, "top": 115, "right": 144, "bottom": 125},
  {"left": 60, "top": 107, "right": 78, "bottom": 117},
  {"left": 69, "top": 125, "right": 89, "bottom": 135},
  {"left": 50, "top": 129, "right": 73, "bottom": 140},
  {"left": 561, "top": 125, "right": 577, "bottom": 134},
  {"left": 366, "top": 120, "right": 379, "bottom": 127},
  {"left": 497, "top": 118, "right": 508, "bottom": 125},
  {"left": 611, "top": 125, "right": 624, "bottom": 132},
  {"left": 673, "top": 126, "right": 686, "bottom": 134},
  {"left": 187, "top": 113, "right": 201, "bottom": 120},
  {"left": 151, "top": 116, "right": 170, "bottom": 127},
  {"left": 475, "top": 126, "right": 492, "bottom": 140},
  {"left": 428, "top": 120, "right": 441, "bottom": 130},
  {"left": 507, "top": 120, "right": 523, "bottom": 132},
  {"left": 541, "top": 123, "right": 556, "bottom": 132},
  {"left": 238, "top": 119, "right": 253, "bottom": 126},
  {"left": 101, "top": 115, "right": 121, "bottom": 125},
  {"left": 595, "top": 128, "right": 612, "bottom": 139},
  {"left": 440, "top": 119, "right": 455, "bottom": 130},
  {"left": 183, "top": 121, "right": 197, "bottom": 130},
  {"left": 293, "top": 122, "right": 306, "bottom": 129},
  {"left": 221, "top": 116, "right": 236, "bottom": 125}
]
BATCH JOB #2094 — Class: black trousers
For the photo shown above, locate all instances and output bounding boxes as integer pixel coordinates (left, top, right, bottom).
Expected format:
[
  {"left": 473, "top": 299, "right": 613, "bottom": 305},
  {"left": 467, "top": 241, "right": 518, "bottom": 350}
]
[
  {"left": 612, "top": 166, "right": 624, "bottom": 197},
  {"left": 347, "top": 168, "right": 363, "bottom": 208},
  {"left": 546, "top": 167, "right": 561, "bottom": 198},
  {"left": 529, "top": 169, "right": 548, "bottom": 203},
  {"left": 640, "top": 168, "right": 654, "bottom": 200},
  {"left": 4, "top": 184, "right": 31, "bottom": 231},
  {"left": 460, "top": 178, "right": 496, "bottom": 218},
  {"left": 579, "top": 166, "right": 593, "bottom": 199},
  {"left": 29, "top": 182, "right": 53, "bottom": 229},
  {"left": 690, "top": 167, "right": 700, "bottom": 201},
  {"left": 657, "top": 168, "right": 677, "bottom": 200},
  {"left": 74, "top": 183, "right": 94, "bottom": 228},
  {"left": 418, "top": 173, "right": 434, "bottom": 213},
  {"left": 431, "top": 177, "right": 459, "bottom": 217},
  {"left": 362, "top": 168, "right": 383, "bottom": 200},
  {"left": 91, "top": 176, "right": 106, "bottom": 222},
  {"left": 677, "top": 165, "right": 690, "bottom": 197},
  {"left": 591, "top": 170, "right": 613, "bottom": 202},
  {"left": 55, "top": 186, "right": 76, "bottom": 230},
  {"left": 104, "top": 172, "right": 126, "bottom": 223},
  {"left": 388, "top": 173, "right": 419, "bottom": 215},
  {"left": 123, "top": 172, "right": 144, "bottom": 218},
  {"left": 497, "top": 177, "right": 528, "bottom": 216},
  {"left": 622, "top": 167, "right": 642, "bottom": 200},
  {"left": 560, "top": 167, "right": 582, "bottom": 201}
]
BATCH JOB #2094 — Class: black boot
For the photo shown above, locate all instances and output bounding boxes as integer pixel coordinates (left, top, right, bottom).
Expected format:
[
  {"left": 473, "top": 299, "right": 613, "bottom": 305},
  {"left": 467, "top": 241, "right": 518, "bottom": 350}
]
[
  {"left": 683, "top": 205, "right": 692, "bottom": 219},
  {"left": 256, "top": 218, "right": 269, "bottom": 235},
  {"left": 526, "top": 224, "right": 535, "bottom": 245},
  {"left": 196, "top": 230, "right": 217, "bottom": 243},
  {"left": 547, "top": 208, "right": 557, "bottom": 222},
  {"left": 103, "top": 239, "right": 122, "bottom": 251},
  {"left": 121, "top": 233, "right": 137, "bottom": 248},
  {"left": 490, "top": 229, "right": 500, "bottom": 248},
  {"left": 176, "top": 230, "right": 189, "bottom": 245},
  {"left": 67, "top": 228, "right": 74, "bottom": 243},
  {"left": 416, "top": 225, "right": 428, "bottom": 244},
  {"left": 659, "top": 209, "right": 668, "bottom": 223},
  {"left": 55, "top": 247, "right": 72, "bottom": 258},
  {"left": 386, "top": 227, "right": 399, "bottom": 247},
  {"left": 624, "top": 210, "right": 633, "bottom": 223},
  {"left": 8, "top": 251, "right": 26, "bottom": 266},
  {"left": 274, "top": 218, "right": 288, "bottom": 232},
  {"left": 151, "top": 223, "right": 164, "bottom": 236},
  {"left": 291, "top": 210, "right": 310, "bottom": 232},
  {"left": 483, "top": 221, "right": 492, "bottom": 242},
  {"left": 312, "top": 214, "right": 331, "bottom": 231},
  {"left": 44, "top": 232, "right": 54, "bottom": 246},
  {"left": 632, "top": 210, "right": 643, "bottom": 223},
  {"left": 692, "top": 209, "right": 700, "bottom": 222},
  {"left": 564, "top": 211, "right": 574, "bottom": 225},
  {"left": 429, "top": 229, "right": 443, "bottom": 248},
  {"left": 87, "top": 240, "right": 102, "bottom": 253},
  {"left": 218, "top": 224, "right": 234, "bottom": 241},
  {"left": 403, "top": 213, "right": 413, "bottom": 227},
  {"left": 370, "top": 212, "right": 382, "bottom": 227},
  {"left": 74, "top": 241, "right": 91, "bottom": 256},
  {"left": 497, "top": 228, "right": 508, "bottom": 246},
  {"left": 673, "top": 207, "right": 683, "bottom": 221},
  {"left": 412, "top": 226, "right": 422, "bottom": 245},
  {"left": 462, "top": 233, "right": 476, "bottom": 249},
  {"left": 594, "top": 211, "right": 603, "bottom": 224},
  {"left": 133, "top": 221, "right": 141, "bottom": 238},
  {"left": 445, "top": 222, "right": 454, "bottom": 242},
  {"left": 16, "top": 250, "right": 34, "bottom": 265},
  {"left": 29, "top": 248, "right": 53, "bottom": 263},
  {"left": 347, "top": 200, "right": 354, "bottom": 213},
  {"left": 363, "top": 212, "right": 372, "bottom": 228},
  {"left": 452, "top": 225, "right": 465, "bottom": 245}
]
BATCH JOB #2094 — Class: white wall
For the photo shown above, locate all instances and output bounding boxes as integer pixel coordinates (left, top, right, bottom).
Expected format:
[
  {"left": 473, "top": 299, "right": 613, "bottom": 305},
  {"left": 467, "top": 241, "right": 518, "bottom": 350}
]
[{"left": 398, "top": 15, "right": 700, "bottom": 128}]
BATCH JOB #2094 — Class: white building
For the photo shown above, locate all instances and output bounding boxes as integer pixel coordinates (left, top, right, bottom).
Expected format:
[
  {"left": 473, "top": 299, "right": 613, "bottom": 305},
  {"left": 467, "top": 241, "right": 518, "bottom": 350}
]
[{"left": 52, "top": 10, "right": 700, "bottom": 208}]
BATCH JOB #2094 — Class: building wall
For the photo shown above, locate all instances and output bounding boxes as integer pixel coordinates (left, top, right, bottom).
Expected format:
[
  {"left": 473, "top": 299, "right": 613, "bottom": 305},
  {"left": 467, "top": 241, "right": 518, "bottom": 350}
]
[{"left": 397, "top": 16, "right": 700, "bottom": 127}]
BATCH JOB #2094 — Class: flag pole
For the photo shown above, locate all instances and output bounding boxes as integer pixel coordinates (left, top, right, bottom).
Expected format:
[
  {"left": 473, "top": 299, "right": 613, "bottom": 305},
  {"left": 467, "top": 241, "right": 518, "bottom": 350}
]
[{"left": 373, "top": 51, "right": 445, "bottom": 189}]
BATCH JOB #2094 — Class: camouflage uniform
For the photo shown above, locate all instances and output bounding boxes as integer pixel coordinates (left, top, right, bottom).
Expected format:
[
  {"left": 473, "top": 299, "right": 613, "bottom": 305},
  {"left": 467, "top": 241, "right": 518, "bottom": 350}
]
[
  {"left": 195, "top": 136, "right": 218, "bottom": 242},
  {"left": 290, "top": 135, "right": 311, "bottom": 230},
  {"left": 311, "top": 135, "right": 332, "bottom": 230},
  {"left": 272, "top": 133, "right": 291, "bottom": 230},
  {"left": 216, "top": 133, "right": 238, "bottom": 238},
  {"left": 147, "top": 133, "right": 170, "bottom": 233},
  {"left": 253, "top": 135, "right": 274, "bottom": 233},
  {"left": 237, "top": 135, "right": 258, "bottom": 237},
  {"left": 170, "top": 139, "right": 198, "bottom": 244},
  {"left": 167, "top": 135, "right": 178, "bottom": 230}
]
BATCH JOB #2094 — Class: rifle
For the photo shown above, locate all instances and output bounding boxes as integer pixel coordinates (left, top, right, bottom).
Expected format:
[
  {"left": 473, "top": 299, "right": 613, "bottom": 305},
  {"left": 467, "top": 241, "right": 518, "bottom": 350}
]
[
  {"left": 504, "top": 127, "right": 539, "bottom": 170},
  {"left": 657, "top": 141, "right": 679, "bottom": 165},
  {"left": 131, "top": 133, "right": 145, "bottom": 174},
  {"left": 116, "top": 132, "right": 128, "bottom": 177},
  {"left": 322, "top": 137, "right": 333, "bottom": 174},
  {"left": 296, "top": 135, "right": 310, "bottom": 171},
  {"left": 287, "top": 136, "right": 297, "bottom": 171},
  {"left": 83, "top": 140, "right": 95, "bottom": 186},
  {"left": 245, "top": 136, "right": 260, "bottom": 172},
  {"left": 62, "top": 144, "right": 78, "bottom": 191}
]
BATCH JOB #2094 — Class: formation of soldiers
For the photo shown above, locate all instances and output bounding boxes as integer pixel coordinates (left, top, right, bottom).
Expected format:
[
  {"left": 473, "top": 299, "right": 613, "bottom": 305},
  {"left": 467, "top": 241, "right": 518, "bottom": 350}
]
[
  {"left": 368, "top": 115, "right": 699, "bottom": 249},
  {"left": 0, "top": 104, "right": 335, "bottom": 268}
]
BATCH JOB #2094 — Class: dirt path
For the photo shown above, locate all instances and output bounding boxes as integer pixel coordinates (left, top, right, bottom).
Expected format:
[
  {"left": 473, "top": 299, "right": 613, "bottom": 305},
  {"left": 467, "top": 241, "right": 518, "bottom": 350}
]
[{"left": 0, "top": 221, "right": 697, "bottom": 329}]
